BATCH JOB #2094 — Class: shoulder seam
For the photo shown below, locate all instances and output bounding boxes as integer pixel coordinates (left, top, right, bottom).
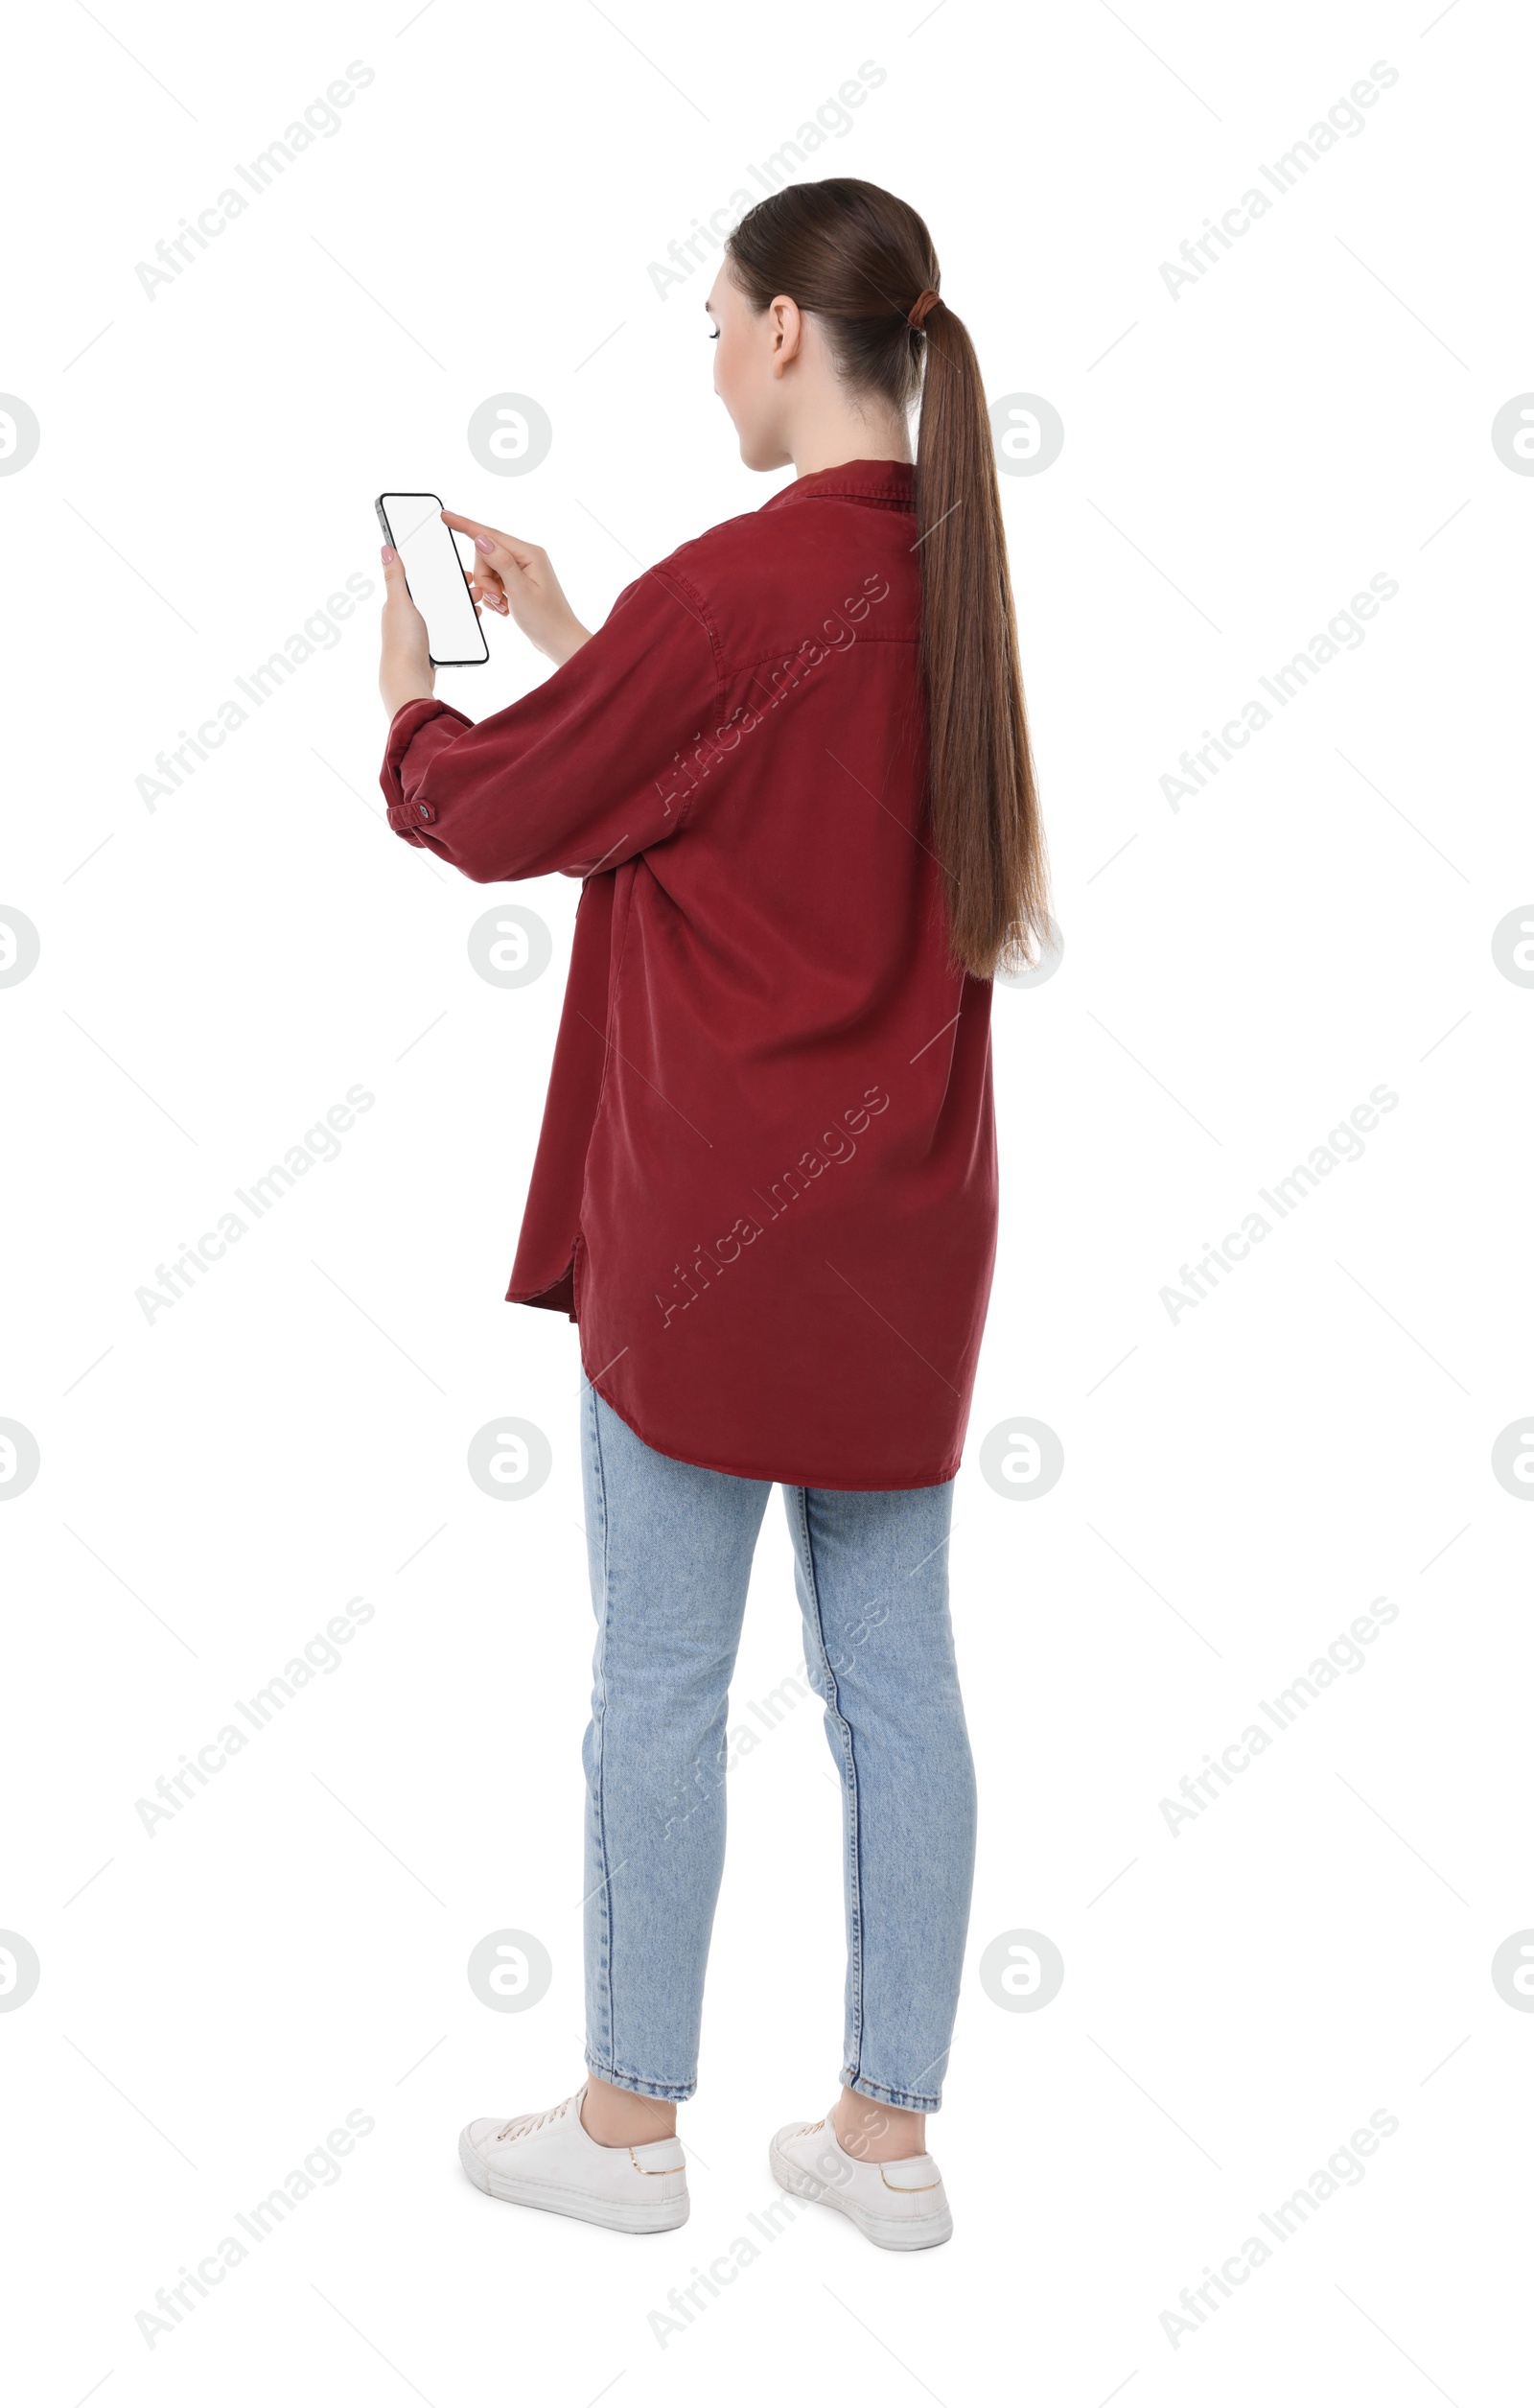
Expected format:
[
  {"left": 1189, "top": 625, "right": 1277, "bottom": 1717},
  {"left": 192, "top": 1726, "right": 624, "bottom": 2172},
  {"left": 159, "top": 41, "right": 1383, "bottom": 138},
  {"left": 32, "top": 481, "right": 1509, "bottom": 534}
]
[
  {"left": 645, "top": 561, "right": 726, "bottom": 688},
  {"left": 641, "top": 564, "right": 725, "bottom": 838}
]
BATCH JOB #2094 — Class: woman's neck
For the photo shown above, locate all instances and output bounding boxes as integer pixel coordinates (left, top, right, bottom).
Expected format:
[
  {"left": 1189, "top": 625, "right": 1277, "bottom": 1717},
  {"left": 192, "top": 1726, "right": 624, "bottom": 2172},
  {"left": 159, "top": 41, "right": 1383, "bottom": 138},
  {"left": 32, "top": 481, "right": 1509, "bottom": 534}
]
[{"left": 790, "top": 413, "right": 913, "bottom": 479}]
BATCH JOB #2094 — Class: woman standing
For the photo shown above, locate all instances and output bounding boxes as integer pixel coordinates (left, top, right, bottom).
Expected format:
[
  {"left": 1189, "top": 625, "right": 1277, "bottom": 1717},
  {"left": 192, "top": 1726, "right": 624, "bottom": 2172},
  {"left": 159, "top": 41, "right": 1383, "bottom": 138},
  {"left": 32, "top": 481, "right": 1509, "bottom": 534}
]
[{"left": 377, "top": 178, "right": 1046, "bottom": 2250}]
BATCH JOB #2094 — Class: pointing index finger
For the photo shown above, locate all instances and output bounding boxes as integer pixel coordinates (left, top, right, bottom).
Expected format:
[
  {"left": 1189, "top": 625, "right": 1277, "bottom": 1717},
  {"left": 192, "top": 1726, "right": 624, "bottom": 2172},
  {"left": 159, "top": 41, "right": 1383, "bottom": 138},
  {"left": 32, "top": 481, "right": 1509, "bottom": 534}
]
[{"left": 441, "top": 509, "right": 501, "bottom": 543}]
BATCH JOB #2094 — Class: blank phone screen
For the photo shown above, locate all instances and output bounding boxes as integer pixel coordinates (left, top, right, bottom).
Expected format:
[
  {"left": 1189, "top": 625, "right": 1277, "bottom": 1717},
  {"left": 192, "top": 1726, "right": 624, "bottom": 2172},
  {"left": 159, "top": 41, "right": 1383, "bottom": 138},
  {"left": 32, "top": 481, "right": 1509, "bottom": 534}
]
[{"left": 378, "top": 493, "right": 488, "bottom": 666}]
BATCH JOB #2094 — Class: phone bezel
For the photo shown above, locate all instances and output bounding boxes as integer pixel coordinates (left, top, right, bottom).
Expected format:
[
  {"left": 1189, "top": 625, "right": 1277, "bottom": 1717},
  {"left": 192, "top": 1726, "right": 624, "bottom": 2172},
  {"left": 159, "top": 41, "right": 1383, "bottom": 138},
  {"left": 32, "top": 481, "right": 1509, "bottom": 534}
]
[{"left": 375, "top": 492, "right": 490, "bottom": 667}]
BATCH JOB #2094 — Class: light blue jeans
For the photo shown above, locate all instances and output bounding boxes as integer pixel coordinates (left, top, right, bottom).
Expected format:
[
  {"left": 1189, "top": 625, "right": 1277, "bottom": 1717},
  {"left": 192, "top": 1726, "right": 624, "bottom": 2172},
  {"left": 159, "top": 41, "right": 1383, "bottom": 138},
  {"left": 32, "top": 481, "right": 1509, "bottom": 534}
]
[{"left": 580, "top": 1382, "right": 976, "bottom": 2112}]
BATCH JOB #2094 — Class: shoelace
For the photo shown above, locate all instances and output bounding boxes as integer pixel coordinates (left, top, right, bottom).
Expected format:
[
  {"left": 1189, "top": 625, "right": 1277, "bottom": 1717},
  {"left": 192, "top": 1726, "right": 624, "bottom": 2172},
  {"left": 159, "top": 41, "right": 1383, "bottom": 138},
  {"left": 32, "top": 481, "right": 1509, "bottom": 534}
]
[{"left": 495, "top": 2090, "right": 579, "bottom": 2145}]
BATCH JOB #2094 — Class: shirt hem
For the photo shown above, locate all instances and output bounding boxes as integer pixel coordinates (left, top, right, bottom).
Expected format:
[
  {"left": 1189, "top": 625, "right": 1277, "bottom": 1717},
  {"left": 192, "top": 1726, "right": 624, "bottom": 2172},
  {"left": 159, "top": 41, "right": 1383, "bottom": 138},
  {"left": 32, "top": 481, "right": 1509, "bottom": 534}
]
[
  {"left": 579, "top": 1355, "right": 961, "bottom": 1493},
  {"left": 506, "top": 1259, "right": 576, "bottom": 1319}
]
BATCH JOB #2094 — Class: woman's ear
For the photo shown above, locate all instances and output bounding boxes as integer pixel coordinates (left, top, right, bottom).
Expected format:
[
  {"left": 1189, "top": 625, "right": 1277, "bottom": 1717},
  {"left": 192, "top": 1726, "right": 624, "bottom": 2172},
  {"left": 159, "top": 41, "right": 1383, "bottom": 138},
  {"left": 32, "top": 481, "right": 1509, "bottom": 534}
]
[{"left": 768, "top": 294, "right": 804, "bottom": 373}]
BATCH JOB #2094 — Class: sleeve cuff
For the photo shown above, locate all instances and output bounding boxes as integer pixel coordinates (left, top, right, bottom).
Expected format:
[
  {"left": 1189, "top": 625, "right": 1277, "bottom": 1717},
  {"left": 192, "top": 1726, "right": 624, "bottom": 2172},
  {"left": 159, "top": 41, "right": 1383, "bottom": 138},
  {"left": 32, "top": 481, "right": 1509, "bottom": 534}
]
[{"left": 381, "top": 697, "right": 475, "bottom": 834}]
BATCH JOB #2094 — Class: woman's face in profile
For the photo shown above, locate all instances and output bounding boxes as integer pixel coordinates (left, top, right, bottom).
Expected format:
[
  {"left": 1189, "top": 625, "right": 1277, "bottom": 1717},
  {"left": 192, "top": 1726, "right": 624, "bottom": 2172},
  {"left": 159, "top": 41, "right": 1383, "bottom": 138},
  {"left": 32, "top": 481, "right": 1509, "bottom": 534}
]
[{"left": 706, "top": 266, "right": 799, "bottom": 473}]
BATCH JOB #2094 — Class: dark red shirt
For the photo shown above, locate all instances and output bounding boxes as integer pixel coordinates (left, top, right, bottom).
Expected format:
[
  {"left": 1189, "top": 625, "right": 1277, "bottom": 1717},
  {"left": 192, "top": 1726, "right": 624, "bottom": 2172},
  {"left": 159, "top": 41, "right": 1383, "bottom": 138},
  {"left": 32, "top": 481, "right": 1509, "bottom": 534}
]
[{"left": 380, "top": 459, "right": 996, "bottom": 1488}]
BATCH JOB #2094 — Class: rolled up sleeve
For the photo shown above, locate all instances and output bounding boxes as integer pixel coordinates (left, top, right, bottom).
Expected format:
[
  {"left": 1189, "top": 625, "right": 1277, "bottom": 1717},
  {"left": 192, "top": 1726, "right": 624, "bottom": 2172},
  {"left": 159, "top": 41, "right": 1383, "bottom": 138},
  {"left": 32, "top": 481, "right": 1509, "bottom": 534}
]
[{"left": 378, "top": 563, "right": 723, "bottom": 882}]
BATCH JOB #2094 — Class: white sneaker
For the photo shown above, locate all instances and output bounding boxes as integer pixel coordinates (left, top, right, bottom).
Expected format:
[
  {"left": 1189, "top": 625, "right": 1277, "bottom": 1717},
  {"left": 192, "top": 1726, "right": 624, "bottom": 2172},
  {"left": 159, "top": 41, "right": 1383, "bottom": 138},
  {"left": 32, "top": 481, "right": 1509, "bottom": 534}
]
[
  {"left": 459, "top": 2085, "right": 688, "bottom": 2233},
  {"left": 770, "top": 2108, "right": 953, "bottom": 2250}
]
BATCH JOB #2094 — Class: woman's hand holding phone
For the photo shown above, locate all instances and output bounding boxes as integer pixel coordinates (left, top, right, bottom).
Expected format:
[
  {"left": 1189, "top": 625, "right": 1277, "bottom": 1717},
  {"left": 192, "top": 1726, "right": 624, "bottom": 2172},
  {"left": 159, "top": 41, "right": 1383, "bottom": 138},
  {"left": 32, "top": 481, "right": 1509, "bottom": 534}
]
[
  {"left": 441, "top": 512, "right": 593, "bottom": 666},
  {"left": 378, "top": 546, "right": 436, "bottom": 721},
  {"left": 378, "top": 505, "right": 593, "bottom": 718}
]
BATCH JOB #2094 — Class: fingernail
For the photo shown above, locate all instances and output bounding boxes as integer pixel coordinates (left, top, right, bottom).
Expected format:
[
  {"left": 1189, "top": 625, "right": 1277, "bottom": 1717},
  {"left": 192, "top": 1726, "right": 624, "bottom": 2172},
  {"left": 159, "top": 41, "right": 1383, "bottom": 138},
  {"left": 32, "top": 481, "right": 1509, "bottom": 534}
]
[
  {"left": 475, "top": 535, "right": 494, "bottom": 553},
  {"left": 381, "top": 544, "right": 395, "bottom": 563}
]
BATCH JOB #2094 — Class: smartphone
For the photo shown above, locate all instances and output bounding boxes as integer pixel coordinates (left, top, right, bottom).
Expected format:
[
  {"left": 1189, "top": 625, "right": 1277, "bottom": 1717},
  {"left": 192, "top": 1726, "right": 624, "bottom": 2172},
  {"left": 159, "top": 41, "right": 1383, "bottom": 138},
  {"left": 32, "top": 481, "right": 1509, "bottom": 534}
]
[{"left": 375, "top": 492, "right": 489, "bottom": 666}]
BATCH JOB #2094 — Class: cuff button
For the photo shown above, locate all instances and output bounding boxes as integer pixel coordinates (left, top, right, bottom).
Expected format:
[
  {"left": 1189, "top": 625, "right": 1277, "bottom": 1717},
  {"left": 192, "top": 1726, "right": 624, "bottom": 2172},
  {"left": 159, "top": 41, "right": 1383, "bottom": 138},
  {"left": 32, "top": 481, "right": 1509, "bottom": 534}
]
[{"left": 418, "top": 804, "right": 430, "bottom": 820}]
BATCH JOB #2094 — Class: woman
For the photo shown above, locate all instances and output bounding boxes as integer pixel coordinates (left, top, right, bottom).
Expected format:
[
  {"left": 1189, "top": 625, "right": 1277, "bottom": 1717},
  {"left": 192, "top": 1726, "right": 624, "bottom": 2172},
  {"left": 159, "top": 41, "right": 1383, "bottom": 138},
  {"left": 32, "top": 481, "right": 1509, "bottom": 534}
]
[{"left": 377, "top": 177, "right": 1046, "bottom": 2251}]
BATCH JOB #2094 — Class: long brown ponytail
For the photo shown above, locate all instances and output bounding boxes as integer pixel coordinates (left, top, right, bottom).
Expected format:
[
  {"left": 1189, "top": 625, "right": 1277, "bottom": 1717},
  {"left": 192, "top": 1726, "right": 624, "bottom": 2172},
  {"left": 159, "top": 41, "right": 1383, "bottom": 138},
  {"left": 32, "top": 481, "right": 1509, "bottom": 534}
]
[{"left": 725, "top": 177, "right": 1048, "bottom": 979}]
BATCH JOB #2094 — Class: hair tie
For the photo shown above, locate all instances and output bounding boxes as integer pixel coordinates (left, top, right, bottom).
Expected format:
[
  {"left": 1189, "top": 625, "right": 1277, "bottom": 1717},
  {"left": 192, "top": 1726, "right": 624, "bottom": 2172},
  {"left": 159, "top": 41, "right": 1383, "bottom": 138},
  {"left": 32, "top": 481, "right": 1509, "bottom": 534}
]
[{"left": 907, "top": 288, "right": 941, "bottom": 331}]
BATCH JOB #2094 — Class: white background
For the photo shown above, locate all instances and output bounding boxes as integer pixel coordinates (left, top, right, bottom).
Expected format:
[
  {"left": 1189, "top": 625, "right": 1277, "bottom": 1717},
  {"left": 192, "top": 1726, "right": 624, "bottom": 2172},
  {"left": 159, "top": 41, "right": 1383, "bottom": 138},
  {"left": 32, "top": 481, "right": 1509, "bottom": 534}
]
[{"left": 3, "top": 0, "right": 1530, "bottom": 2400}]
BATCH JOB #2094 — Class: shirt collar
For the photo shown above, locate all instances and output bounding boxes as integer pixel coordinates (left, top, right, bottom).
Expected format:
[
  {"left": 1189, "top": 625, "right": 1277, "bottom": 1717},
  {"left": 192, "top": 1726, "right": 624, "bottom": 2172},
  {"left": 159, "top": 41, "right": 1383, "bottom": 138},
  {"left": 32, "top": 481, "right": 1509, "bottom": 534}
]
[{"left": 761, "top": 458, "right": 915, "bottom": 512}]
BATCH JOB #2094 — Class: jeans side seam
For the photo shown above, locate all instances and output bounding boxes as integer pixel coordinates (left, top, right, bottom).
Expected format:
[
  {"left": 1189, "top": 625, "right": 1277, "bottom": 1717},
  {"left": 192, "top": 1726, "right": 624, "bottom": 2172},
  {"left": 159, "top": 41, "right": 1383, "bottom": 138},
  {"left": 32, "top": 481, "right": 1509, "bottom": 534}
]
[
  {"left": 588, "top": 1383, "right": 616, "bottom": 2067},
  {"left": 795, "top": 1485, "right": 864, "bottom": 2082}
]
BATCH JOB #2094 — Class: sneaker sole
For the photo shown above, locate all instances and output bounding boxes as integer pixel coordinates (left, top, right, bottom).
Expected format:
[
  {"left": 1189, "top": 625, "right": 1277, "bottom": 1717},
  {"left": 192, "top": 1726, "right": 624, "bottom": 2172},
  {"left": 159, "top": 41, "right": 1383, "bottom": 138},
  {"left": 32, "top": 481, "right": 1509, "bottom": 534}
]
[
  {"left": 768, "top": 2139, "right": 953, "bottom": 2251},
  {"left": 458, "top": 2132, "right": 688, "bottom": 2233}
]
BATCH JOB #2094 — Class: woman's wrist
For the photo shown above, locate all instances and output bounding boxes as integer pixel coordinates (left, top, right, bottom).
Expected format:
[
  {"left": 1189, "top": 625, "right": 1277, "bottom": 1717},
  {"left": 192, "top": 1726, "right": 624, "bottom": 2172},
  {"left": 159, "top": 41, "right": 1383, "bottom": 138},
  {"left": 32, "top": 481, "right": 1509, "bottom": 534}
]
[
  {"left": 378, "top": 546, "right": 437, "bottom": 719},
  {"left": 544, "top": 617, "right": 593, "bottom": 666},
  {"left": 381, "top": 668, "right": 435, "bottom": 719}
]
